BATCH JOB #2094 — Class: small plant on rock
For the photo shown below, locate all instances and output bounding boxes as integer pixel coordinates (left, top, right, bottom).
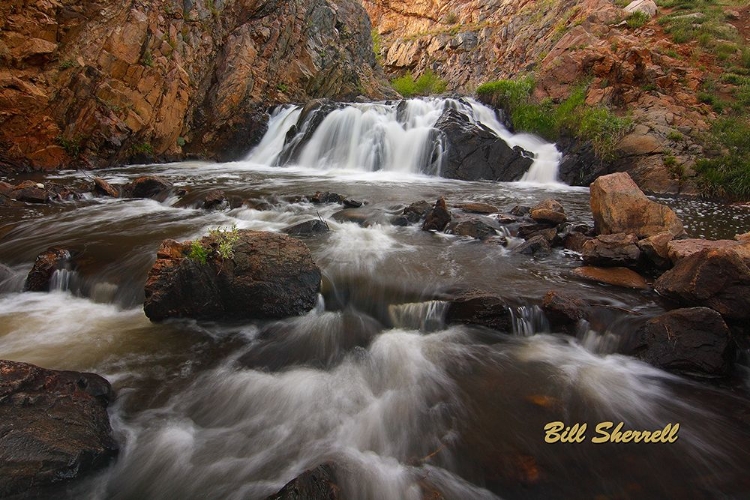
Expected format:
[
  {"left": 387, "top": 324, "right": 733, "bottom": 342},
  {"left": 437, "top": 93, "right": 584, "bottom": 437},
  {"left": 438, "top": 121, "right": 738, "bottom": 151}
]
[
  {"left": 209, "top": 224, "right": 241, "bottom": 260},
  {"left": 188, "top": 240, "right": 209, "bottom": 264}
]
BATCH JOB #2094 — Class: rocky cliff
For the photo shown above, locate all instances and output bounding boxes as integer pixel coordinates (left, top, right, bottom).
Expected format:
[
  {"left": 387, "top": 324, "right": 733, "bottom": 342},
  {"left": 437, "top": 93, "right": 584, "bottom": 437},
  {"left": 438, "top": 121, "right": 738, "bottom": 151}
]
[
  {"left": 365, "top": 0, "right": 747, "bottom": 194},
  {"left": 0, "top": 0, "right": 394, "bottom": 171}
]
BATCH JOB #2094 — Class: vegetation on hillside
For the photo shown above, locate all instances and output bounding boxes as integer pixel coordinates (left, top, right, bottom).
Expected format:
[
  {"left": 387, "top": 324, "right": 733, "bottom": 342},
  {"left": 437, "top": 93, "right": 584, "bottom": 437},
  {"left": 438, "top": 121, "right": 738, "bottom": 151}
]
[
  {"left": 391, "top": 69, "right": 448, "bottom": 97},
  {"left": 475, "top": 77, "right": 632, "bottom": 159}
]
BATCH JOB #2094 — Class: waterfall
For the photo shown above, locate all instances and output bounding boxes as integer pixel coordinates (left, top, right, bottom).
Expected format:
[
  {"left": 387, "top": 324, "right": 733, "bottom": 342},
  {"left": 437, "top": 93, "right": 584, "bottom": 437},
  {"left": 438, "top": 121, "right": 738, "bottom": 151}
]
[{"left": 244, "top": 98, "right": 561, "bottom": 182}]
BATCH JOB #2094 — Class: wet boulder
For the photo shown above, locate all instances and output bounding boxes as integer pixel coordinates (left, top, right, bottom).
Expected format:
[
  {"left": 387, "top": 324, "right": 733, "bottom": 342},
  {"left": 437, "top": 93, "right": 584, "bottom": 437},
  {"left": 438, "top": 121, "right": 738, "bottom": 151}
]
[
  {"left": 455, "top": 202, "right": 499, "bottom": 214},
  {"left": 581, "top": 233, "right": 642, "bottom": 268},
  {"left": 282, "top": 219, "right": 330, "bottom": 236},
  {"left": 10, "top": 180, "right": 48, "bottom": 204},
  {"left": 513, "top": 235, "right": 551, "bottom": 256},
  {"left": 590, "top": 172, "right": 685, "bottom": 238},
  {"left": 24, "top": 247, "right": 75, "bottom": 292},
  {"left": 0, "top": 360, "right": 118, "bottom": 497},
  {"left": 435, "top": 108, "right": 534, "bottom": 182},
  {"left": 93, "top": 177, "right": 119, "bottom": 198},
  {"left": 637, "top": 231, "right": 674, "bottom": 269},
  {"left": 310, "top": 191, "right": 345, "bottom": 204},
  {"left": 667, "top": 238, "right": 750, "bottom": 264},
  {"left": 400, "top": 200, "right": 432, "bottom": 224},
  {"left": 203, "top": 189, "right": 227, "bottom": 210},
  {"left": 449, "top": 219, "right": 497, "bottom": 240},
  {"left": 654, "top": 248, "right": 750, "bottom": 320},
  {"left": 422, "top": 197, "right": 451, "bottom": 232},
  {"left": 530, "top": 199, "right": 566, "bottom": 225},
  {"left": 124, "top": 175, "right": 172, "bottom": 201},
  {"left": 444, "top": 290, "right": 512, "bottom": 332},
  {"left": 518, "top": 224, "right": 559, "bottom": 244},
  {"left": 572, "top": 266, "right": 649, "bottom": 289},
  {"left": 144, "top": 230, "right": 322, "bottom": 321},
  {"left": 632, "top": 308, "right": 734, "bottom": 377},
  {"left": 265, "top": 463, "right": 340, "bottom": 500}
]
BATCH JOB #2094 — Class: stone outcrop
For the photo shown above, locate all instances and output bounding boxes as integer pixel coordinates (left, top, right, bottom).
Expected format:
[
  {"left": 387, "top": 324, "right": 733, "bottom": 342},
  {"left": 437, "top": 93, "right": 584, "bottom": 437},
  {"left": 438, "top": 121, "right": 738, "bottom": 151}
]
[
  {"left": 633, "top": 307, "right": 734, "bottom": 377},
  {"left": 434, "top": 108, "right": 533, "bottom": 181},
  {"left": 144, "top": 230, "right": 322, "bottom": 321},
  {"left": 422, "top": 197, "right": 452, "bottom": 232},
  {"left": 24, "top": 247, "right": 75, "bottom": 292},
  {"left": 0, "top": 360, "right": 118, "bottom": 497},
  {"left": 654, "top": 248, "right": 750, "bottom": 320},
  {"left": 1, "top": 0, "right": 394, "bottom": 172},
  {"left": 589, "top": 173, "right": 684, "bottom": 238}
]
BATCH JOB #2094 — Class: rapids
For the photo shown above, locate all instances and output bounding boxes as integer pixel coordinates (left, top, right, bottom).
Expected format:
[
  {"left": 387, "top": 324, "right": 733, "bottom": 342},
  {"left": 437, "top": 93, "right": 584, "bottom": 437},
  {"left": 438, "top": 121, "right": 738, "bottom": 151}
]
[{"left": 1, "top": 98, "right": 749, "bottom": 499}]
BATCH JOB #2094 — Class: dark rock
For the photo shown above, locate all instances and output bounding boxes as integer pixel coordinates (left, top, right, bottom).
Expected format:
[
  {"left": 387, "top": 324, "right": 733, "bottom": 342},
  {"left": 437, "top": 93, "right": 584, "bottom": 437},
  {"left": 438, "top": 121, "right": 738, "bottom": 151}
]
[
  {"left": 445, "top": 291, "right": 512, "bottom": 332},
  {"left": 93, "top": 177, "right": 119, "bottom": 198},
  {"left": 265, "top": 463, "right": 340, "bottom": 500},
  {"left": 454, "top": 202, "right": 498, "bottom": 214},
  {"left": 517, "top": 224, "right": 558, "bottom": 244},
  {"left": 514, "top": 235, "right": 551, "bottom": 256},
  {"left": 125, "top": 176, "right": 172, "bottom": 201},
  {"left": 637, "top": 232, "right": 674, "bottom": 269},
  {"left": 244, "top": 199, "right": 274, "bottom": 211},
  {"left": 422, "top": 197, "right": 451, "bottom": 232},
  {"left": 541, "top": 290, "right": 640, "bottom": 335},
  {"left": 391, "top": 215, "right": 409, "bottom": 226},
  {"left": 493, "top": 213, "right": 518, "bottom": 224},
  {"left": 510, "top": 205, "right": 531, "bottom": 217},
  {"left": 11, "top": 180, "right": 48, "bottom": 204},
  {"left": 282, "top": 219, "right": 330, "bottom": 236},
  {"left": 581, "top": 233, "right": 641, "bottom": 268},
  {"left": 403, "top": 200, "right": 432, "bottom": 223},
  {"left": 277, "top": 101, "right": 340, "bottom": 165},
  {"left": 563, "top": 232, "right": 592, "bottom": 253},
  {"left": 343, "top": 198, "right": 363, "bottom": 208},
  {"left": 0, "top": 181, "right": 12, "bottom": 197},
  {"left": 435, "top": 108, "right": 534, "bottom": 181},
  {"left": 203, "top": 189, "right": 226, "bottom": 210},
  {"left": 449, "top": 219, "right": 497, "bottom": 240},
  {"left": 633, "top": 308, "right": 734, "bottom": 377},
  {"left": 654, "top": 248, "right": 750, "bottom": 320},
  {"left": 332, "top": 209, "right": 372, "bottom": 226},
  {"left": 530, "top": 199, "right": 566, "bottom": 224},
  {"left": 541, "top": 290, "right": 587, "bottom": 329},
  {"left": 144, "top": 231, "right": 322, "bottom": 321},
  {"left": 0, "top": 360, "right": 118, "bottom": 497},
  {"left": 24, "top": 247, "right": 75, "bottom": 292},
  {"left": 311, "top": 191, "right": 345, "bottom": 204},
  {"left": 555, "top": 135, "right": 611, "bottom": 186}
]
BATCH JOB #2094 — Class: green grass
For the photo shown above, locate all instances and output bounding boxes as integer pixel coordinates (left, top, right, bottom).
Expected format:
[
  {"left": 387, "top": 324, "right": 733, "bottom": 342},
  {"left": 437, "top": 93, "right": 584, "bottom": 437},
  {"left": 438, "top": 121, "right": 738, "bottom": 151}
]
[
  {"left": 391, "top": 69, "right": 448, "bottom": 97},
  {"left": 188, "top": 240, "right": 209, "bottom": 264},
  {"left": 476, "top": 78, "right": 631, "bottom": 159},
  {"left": 696, "top": 117, "right": 750, "bottom": 199},
  {"left": 209, "top": 225, "right": 240, "bottom": 260},
  {"left": 626, "top": 11, "right": 650, "bottom": 29}
]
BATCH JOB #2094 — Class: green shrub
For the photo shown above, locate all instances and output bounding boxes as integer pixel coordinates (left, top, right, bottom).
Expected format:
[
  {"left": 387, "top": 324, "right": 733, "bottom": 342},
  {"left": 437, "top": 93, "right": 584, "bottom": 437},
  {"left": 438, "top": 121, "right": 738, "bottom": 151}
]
[
  {"left": 131, "top": 142, "right": 154, "bottom": 155},
  {"left": 209, "top": 224, "right": 240, "bottom": 260},
  {"left": 626, "top": 11, "right": 650, "bottom": 29},
  {"left": 188, "top": 240, "right": 209, "bottom": 264},
  {"left": 696, "top": 117, "right": 750, "bottom": 199},
  {"left": 391, "top": 69, "right": 447, "bottom": 97}
]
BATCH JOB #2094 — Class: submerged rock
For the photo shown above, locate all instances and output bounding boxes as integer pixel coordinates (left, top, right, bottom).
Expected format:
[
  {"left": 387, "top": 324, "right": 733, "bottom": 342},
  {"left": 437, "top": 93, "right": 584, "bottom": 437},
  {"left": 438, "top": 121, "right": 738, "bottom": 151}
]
[
  {"left": 203, "top": 189, "right": 227, "bottom": 210},
  {"left": 573, "top": 266, "right": 649, "bottom": 289},
  {"left": 513, "top": 235, "right": 551, "bottom": 256},
  {"left": 422, "top": 197, "right": 451, "bottom": 232},
  {"left": 282, "top": 219, "right": 330, "bottom": 236},
  {"left": 265, "top": 463, "right": 340, "bottom": 500},
  {"left": 24, "top": 247, "right": 75, "bottom": 292},
  {"left": 144, "top": 230, "right": 322, "bottom": 321},
  {"left": 444, "top": 290, "right": 512, "bottom": 332},
  {"left": 455, "top": 202, "right": 499, "bottom": 214},
  {"left": 402, "top": 200, "right": 432, "bottom": 223},
  {"left": 93, "top": 177, "right": 119, "bottom": 198},
  {"left": 449, "top": 219, "right": 497, "bottom": 240},
  {"left": 590, "top": 173, "right": 684, "bottom": 238},
  {"left": 0, "top": 359, "right": 118, "bottom": 497},
  {"left": 124, "top": 175, "right": 173, "bottom": 202},
  {"left": 633, "top": 308, "right": 734, "bottom": 377},
  {"left": 654, "top": 248, "right": 750, "bottom": 320}
]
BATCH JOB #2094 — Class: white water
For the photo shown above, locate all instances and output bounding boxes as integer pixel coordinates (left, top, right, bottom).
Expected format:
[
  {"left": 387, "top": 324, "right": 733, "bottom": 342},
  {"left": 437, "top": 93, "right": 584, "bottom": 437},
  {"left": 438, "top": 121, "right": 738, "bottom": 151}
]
[{"left": 246, "top": 98, "right": 561, "bottom": 182}]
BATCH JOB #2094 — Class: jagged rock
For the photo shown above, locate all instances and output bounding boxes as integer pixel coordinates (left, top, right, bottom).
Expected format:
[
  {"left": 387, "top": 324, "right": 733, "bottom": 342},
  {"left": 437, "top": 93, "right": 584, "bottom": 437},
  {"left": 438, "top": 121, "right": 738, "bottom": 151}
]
[
  {"left": 124, "top": 176, "right": 172, "bottom": 201},
  {"left": 435, "top": 108, "right": 533, "bottom": 181},
  {"left": 624, "top": 0, "right": 658, "bottom": 18},
  {"left": 563, "top": 232, "right": 592, "bottom": 253},
  {"left": 589, "top": 173, "right": 685, "bottom": 238},
  {"left": 403, "top": 200, "right": 432, "bottom": 223},
  {"left": 449, "top": 219, "right": 497, "bottom": 240},
  {"left": 143, "top": 230, "right": 322, "bottom": 321},
  {"left": 581, "top": 233, "right": 642, "bottom": 268},
  {"left": 632, "top": 308, "right": 734, "bottom": 377},
  {"left": 638, "top": 231, "right": 674, "bottom": 268},
  {"left": 282, "top": 219, "right": 330, "bottom": 236},
  {"left": 0, "top": 360, "right": 118, "bottom": 497},
  {"left": 654, "top": 248, "right": 750, "bottom": 320},
  {"left": 265, "top": 463, "right": 340, "bottom": 500},
  {"left": 455, "top": 202, "right": 499, "bottom": 214},
  {"left": 444, "top": 291, "right": 512, "bottom": 332},
  {"left": 514, "top": 235, "right": 551, "bottom": 256},
  {"left": 422, "top": 197, "right": 451, "bottom": 232},
  {"left": 24, "top": 247, "right": 75, "bottom": 292},
  {"left": 572, "top": 266, "right": 649, "bottom": 289},
  {"left": 530, "top": 199, "right": 566, "bottom": 225},
  {"left": 203, "top": 189, "right": 226, "bottom": 210},
  {"left": 667, "top": 238, "right": 750, "bottom": 263},
  {"left": 93, "top": 177, "right": 119, "bottom": 198},
  {"left": 518, "top": 224, "right": 559, "bottom": 244},
  {"left": 311, "top": 191, "right": 346, "bottom": 204}
]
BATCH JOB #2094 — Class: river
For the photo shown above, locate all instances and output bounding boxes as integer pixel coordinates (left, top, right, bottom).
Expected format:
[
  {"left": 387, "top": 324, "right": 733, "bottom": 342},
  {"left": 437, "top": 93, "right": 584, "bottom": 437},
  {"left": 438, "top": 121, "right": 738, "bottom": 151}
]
[{"left": 1, "top": 98, "right": 749, "bottom": 499}]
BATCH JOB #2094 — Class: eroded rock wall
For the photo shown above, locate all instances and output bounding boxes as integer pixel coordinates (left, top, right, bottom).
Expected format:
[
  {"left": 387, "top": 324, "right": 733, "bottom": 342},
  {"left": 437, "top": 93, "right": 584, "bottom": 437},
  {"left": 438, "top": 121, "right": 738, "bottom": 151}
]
[{"left": 0, "top": 0, "right": 394, "bottom": 171}]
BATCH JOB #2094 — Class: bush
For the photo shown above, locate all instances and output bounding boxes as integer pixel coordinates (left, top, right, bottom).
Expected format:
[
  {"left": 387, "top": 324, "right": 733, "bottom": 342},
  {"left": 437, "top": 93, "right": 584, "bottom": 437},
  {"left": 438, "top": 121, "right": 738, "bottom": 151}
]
[
  {"left": 391, "top": 69, "right": 447, "bottom": 97},
  {"left": 696, "top": 117, "right": 750, "bottom": 199},
  {"left": 626, "top": 11, "right": 650, "bottom": 29},
  {"left": 209, "top": 224, "right": 240, "bottom": 260},
  {"left": 188, "top": 240, "right": 209, "bottom": 264}
]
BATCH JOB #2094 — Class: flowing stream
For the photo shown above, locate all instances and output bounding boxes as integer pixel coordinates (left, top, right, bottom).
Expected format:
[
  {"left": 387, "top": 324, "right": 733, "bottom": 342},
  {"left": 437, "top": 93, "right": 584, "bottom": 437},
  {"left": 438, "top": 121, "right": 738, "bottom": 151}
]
[{"left": 1, "top": 98, "right": 750, "bottom": 499}]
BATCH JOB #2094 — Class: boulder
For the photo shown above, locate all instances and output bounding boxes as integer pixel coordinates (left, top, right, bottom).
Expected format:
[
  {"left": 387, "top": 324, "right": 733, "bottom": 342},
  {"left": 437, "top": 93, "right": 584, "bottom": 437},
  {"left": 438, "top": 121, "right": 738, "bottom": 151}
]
[
  {"left": 514, "top": 235, "right": 551, "bottom": 256},
  {"left": 310, "top": 191, "right": 346, "bottom": 204},
  {"left": 589, "top": 173, "right": 684, "bottom": 238},
  {"left": 444, "top": 290, "right": 512, "bottom": 332},
  {"left": 654, "top": 248, "right": 750, "bottom": 320},
  {"left": 125, "top": 176, "right": 172, "bottom": 201},
  {"left": 455, "top": 202, "right": 499, "bottom": 214},
  {"left": 203, "top": 189, "right": 226, "bottom": 210},
  {"left": 541, "top": 290, "right": 588, "bottom": 330},
  {"left": 282, "top": 219, "right": 330, "bottom": 236},
  {"left": 422, "top": 197, "right": 451, "bottom": 232},
  {"left": 633, "top": 308, "right": 734, "bottom": 377},
  {"left": 541, "top": 290, "right": 639, "bottom": 335},
  {"left": 93, "top": 177, "right": 119, "bottom": 198},
  {"left": 0, "top": 360, "right": 118, "bottom": 497},
  {"left": 10, "top": 181, "right": 48, "bottom": 204},
  {"left": 402, "top": 200, "right": 432, "bottom": 223},
  {"left": 265, "top": 463, "right": 340, "bottom": 500},
  {"left": 624, "top": 0, "right": 658, "bottom": 17},
  {"left": 637, "top": 231, "right": 674, "bottom": 268},
  {"left": 530, "top": 199, "right": 567, "bottom": 225},
  {"left": 143, "top": 230, "right": 322, "bottom": 321},
  {"left": 24, "top": 247, "right": 75, "bottom": 292},
  {"left": 435, "top": 108, "right": 533, "bottom": 181},
  {"left": 563, "top": 232, "right": 592, "bottom": 253},
  {"left": 572, "top": 266, "right": 649, "bottom": 289},
  {"left": 518, "top": 224, "right": 559, "bottom": 244},
  {"left": 581, "top": 233, "right": 641, "bottom": 268},
  {"left": 449, "top": 219, "right": 497, "bottom": 240},
  {"left": 667, "top": 238, "right": 750, "bottom": 263}
]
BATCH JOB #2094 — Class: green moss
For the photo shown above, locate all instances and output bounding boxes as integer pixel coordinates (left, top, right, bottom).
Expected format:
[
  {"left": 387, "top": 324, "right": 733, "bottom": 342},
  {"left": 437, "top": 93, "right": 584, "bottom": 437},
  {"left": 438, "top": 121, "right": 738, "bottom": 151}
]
[
  {"left": 131, "top": 142, "right": 154, "bottom": 155},
  {"left": 391, "top": 69, "right": 447, "bottom": 97}
]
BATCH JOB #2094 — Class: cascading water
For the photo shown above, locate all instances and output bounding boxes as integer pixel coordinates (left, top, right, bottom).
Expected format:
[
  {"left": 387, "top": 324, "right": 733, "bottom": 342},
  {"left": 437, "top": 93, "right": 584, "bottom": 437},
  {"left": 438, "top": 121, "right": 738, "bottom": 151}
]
[{"left": 245, "top": 98, "right": 562, "bottom": 182}]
